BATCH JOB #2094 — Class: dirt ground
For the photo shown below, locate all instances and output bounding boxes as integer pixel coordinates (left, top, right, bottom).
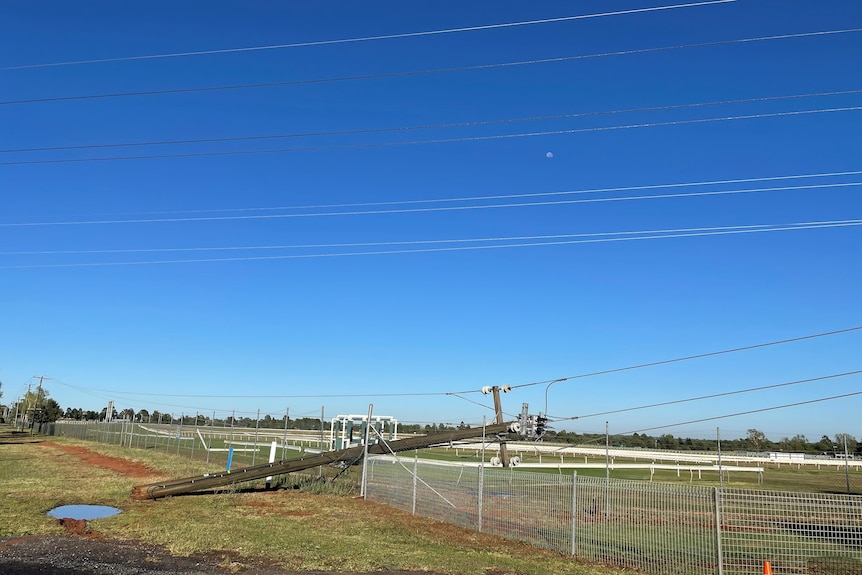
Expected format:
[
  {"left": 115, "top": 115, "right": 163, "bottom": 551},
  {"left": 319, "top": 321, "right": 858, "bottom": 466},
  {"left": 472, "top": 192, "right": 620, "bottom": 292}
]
[
  {"left": 0, "top": 534, "right": 446, "bottom": 575},
  {"left": 0, "top": 441, "right": 449, "bottom": 575},
  {"left": 40, "top": 441, "right": 166, "bottom": 478}
]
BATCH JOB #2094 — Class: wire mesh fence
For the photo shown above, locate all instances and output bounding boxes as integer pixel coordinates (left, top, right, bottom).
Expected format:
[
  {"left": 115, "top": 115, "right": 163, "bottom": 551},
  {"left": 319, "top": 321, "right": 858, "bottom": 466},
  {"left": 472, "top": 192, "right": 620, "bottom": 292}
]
[
  {"left": 41, "top": 418, "right": 328, "bottom": 472},
  {"left": 37, "top": 420, "right": 862, "bottom": 574},
  {"left": 366, "top": 457, "right": 862, "bottom": 575}
]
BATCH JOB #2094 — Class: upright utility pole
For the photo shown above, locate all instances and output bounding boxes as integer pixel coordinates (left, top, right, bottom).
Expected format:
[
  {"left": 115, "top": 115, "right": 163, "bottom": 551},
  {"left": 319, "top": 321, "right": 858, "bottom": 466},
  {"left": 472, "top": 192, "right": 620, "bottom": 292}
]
[
  {"left": 13, "top": 396, "right": 21, "bottom": 430},
  {"left": 24, "top": 383, "right": 32, "bottom": 428},
  {"left": 30, "top": 376, "right": 49, "bottom": 431},
  {"left": 490, "top": 386, "right": 511, "bottom": 468}
]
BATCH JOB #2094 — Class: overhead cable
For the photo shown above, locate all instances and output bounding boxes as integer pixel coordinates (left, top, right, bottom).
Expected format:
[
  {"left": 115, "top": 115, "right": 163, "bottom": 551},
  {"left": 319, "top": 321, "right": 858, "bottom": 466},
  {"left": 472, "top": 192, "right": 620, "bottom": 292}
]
[
  {"left": 17, "top": 168, "right": 860, "bottom": 218},
  {"left": 506, "top": 326, "right": 862, "bottom": 393},
  {"left": 2, "top": 219, "right": 860, "bottom": 269},
  {"left": 4, "top": 89, "right": 860, "bottom": 153},
  {"left": 549, "top": 369, "right": 862, "bottom": 422},
  {"left": 3, "top": 105, "right": 859, "bottom": 167},
  {"left": 0, "top": 1, "right": 736, "bottom": 71},
  {"left": 2, "top": 182, "right": 859, "bottom": 228},
  {"left": 4, "top": 28, "right": 858, "bottom": 106},
  {"left": 50, "top": 377, "right": 449, "bottom": 399},
  {"left": 3, "top": 219, "right": 861, "bottom": 255},
  {"left": 621, "top": 389, "right": 862, "bottom": 435}
]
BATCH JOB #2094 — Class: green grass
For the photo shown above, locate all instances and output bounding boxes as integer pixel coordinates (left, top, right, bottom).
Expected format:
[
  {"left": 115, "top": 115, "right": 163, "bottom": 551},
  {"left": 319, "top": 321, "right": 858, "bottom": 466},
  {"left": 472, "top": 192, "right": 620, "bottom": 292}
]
[
  {"left": 57, "top": 424, "right": 860, "bottom": 494},
  {"left": 0, "top": 428, "right": 615, "bottom": 575},
  {"left": 420, "top": 446, "right": 861, "bottom": 494}
]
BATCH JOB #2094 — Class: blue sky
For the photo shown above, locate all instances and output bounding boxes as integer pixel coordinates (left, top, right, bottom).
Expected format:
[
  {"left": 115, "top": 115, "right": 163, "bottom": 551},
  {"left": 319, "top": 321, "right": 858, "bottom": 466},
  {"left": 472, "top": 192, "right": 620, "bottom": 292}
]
[{"left": 1, "top": 0, "right": 860, "bottom": 441}]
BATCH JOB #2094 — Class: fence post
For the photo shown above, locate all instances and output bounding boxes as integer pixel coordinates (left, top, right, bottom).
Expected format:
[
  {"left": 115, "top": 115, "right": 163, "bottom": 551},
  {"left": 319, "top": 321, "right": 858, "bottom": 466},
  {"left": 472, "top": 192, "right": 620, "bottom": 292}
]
[
  {"left": 191, "top": 412, "right": 197, "bottom": 459},
  {"left": 282, "top": 407, "right": 289, "bottom": 461},
  {"left": 165, "top": 414, "right": 172, "bottom": 453},
  {"left": 714, "top": 487, "right": 724, "bottom": 575},
  {"left": 570, "top": 472, "right": 578, "bottom": 557},
  {"left": 412, "top": 451, "right": 419, "bottom": 515},
  {"left": 252, "top": 409, "right": 260, "bottom": 466},
  {"left": 360, "top": 404, "right": 373, "bottom": 499},
  {"left": 207, "top": 411, "right": 215, "bottom": 464},
  {"left": 478, "top": 462, "right": 484, "bottom": 532}
]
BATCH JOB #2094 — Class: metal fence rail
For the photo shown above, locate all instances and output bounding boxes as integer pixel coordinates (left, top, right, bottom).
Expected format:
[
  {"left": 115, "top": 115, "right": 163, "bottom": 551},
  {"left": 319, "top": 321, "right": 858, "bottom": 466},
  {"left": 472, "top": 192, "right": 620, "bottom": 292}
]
[
  {"left": 720, "top": 488, "right": 862, "bottom": 574},
  {"left": 366, "top": 457, "right": 862, "bottom": 575}
]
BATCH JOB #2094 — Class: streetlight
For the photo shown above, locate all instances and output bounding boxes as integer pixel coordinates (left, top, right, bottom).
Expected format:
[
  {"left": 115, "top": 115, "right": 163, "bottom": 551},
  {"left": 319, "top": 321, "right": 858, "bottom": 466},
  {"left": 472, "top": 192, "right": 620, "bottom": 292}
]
[{"left": 544, "top": 378, "right": 568, "bottom": 416}]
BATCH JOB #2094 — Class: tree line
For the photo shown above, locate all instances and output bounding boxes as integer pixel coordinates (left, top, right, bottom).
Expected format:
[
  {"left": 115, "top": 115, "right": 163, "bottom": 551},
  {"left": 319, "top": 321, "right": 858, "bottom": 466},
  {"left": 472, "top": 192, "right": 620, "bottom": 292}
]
[{"left": 1, "top": 387, "right": 858, "bottom": 456}]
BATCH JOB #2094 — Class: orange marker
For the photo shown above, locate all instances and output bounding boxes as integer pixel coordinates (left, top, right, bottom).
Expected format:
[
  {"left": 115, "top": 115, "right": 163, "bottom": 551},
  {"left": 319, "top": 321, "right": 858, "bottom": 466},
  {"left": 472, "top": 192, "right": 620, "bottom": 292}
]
[{"left": 763, "top": 561, "right": 773, "bottom": 575}]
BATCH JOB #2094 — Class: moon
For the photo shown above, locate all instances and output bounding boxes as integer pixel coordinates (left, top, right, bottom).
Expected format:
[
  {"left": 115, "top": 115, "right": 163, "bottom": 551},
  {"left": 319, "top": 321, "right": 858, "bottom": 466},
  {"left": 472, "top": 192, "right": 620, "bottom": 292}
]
[{"left": 545, "top": 151, "right": 554, "bottom": 158}]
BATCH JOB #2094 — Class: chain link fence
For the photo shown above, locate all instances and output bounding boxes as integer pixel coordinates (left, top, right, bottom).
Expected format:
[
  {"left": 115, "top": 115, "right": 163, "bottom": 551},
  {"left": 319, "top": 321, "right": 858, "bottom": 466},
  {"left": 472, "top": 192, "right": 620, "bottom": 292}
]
[
  {"left": 41, "top": 419, "right": 328, "bottom": 471},
  {"left": 366, "top": 457, "right": 862, "bottom": 575},
  {"left": 39, "top": 421, "right": 862, "bottom": 574}
]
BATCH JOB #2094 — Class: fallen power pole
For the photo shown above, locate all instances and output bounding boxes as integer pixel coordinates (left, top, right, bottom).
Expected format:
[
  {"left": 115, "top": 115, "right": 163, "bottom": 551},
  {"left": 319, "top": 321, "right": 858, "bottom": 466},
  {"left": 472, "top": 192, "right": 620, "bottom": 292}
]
[{"left": 132, "top": 421, "right": 518, "bottom": 500}]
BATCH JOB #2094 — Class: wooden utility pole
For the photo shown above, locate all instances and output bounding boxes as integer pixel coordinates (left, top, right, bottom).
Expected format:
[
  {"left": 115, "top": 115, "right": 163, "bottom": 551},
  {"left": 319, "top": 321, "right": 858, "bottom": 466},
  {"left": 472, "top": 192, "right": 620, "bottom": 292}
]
[{"left": 490, "top": 386, "right": 511, "bottom": 468}]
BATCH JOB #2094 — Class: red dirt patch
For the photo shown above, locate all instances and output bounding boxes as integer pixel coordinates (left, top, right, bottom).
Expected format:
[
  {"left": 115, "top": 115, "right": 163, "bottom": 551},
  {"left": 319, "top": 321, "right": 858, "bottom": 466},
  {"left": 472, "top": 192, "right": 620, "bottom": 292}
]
[
  {"left": 56, "top": 518, "right": 90, "bottom": 536},
  {"left": 41, "top": 441, "right": 164, "bottom": 478}
]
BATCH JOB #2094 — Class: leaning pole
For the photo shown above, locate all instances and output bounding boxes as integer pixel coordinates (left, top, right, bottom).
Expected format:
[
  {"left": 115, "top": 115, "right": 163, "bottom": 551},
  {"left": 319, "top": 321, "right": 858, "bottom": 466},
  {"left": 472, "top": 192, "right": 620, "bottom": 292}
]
[{"left": 132, "top": 421, "right": 519, "bottom": 500}]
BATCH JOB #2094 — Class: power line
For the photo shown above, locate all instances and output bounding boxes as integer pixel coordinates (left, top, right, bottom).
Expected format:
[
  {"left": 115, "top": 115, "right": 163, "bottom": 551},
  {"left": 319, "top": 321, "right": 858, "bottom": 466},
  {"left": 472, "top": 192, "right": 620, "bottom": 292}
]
[
  {"left": 506, "top": 325, "right": 862, "bottom": 392},
  {"left": 49, "top": 377, "right": 458, "bottom": 414},
  {"left": 2, "top": 219, "right": 859, "bottom": 269},
  {"left": 4, "top": 89, "right": 859, "bottom": 154},
  {"left": 621, "top": 390, "right": 862, "bottom": 435},
  {"left": 0, "top": 1, "right": 736, "bottom": 71},
  {"left": 550, "top": 370, "right": 862, "bottom": 421},
  {"left": 4, "top": 29, "right": 857, "bottom": 107},
  {"left": 3, "top": 105, "right": 859, "bottom": 166},
  {"left": 2, "top": 181, "right": 859, "bottom": 228},
  {"left": 3, "top": 219, "right": 860, "bottom": 256},
  {"left": 19, "top": 169, "right": 861, "bottom": 219}
]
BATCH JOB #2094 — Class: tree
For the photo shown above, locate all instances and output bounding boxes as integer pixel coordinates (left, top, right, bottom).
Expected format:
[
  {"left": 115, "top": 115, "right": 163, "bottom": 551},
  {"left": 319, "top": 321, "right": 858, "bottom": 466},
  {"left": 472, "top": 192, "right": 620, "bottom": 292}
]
[
  {"left": 33, "top": 399, "right": 62, "bottom": 423},
  {"left": 778, "top": 434, "right": 809, "bottom": 452},
  {"left": 745, "top": 429, "right": 769, "bottom": 451},
  {"left": 814, "top": 435, "right": 834, "bottom": 453},
  {"left": 19, "top": 386, "right": 52, "bottom": 426},
  {"left": 657, "top": 434, "right": 679, "bottom": 449},
  {"left": 834, "top": 433, "right": 857, "bottom": 455}
]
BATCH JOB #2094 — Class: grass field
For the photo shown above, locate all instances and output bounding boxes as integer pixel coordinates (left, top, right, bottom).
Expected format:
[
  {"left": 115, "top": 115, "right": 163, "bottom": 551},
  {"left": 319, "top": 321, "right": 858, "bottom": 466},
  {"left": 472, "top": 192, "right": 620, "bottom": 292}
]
[
  {"left": 420, "top": 446, "right": 861, "bottom": 494},
  {"left": 0, "top": 425, "right": 615, "bottom": 575}
]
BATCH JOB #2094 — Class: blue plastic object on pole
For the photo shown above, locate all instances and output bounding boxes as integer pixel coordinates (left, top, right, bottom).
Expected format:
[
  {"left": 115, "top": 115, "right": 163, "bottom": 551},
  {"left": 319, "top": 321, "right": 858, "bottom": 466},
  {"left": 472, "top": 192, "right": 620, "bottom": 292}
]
[{"left": 226, "top": 447, "right": 234, "bottom": 472}]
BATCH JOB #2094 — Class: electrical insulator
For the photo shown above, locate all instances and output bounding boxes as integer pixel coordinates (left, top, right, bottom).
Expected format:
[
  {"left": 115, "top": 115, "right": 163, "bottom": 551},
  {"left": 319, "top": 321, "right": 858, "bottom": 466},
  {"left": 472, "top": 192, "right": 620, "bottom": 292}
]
[{"left": 534, "top": 414, "right": 548, "bottom": 439}]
